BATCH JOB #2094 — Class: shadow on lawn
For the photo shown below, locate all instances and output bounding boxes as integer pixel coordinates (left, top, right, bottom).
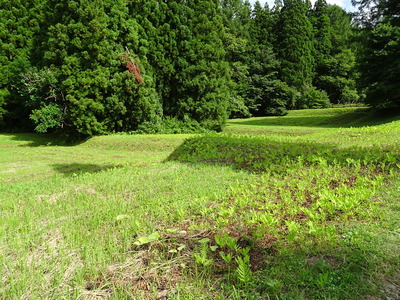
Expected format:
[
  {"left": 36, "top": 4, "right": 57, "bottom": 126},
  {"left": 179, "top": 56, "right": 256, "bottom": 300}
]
[
  {"left": 5, "top": 133, "right": 85, "bottom": 147},
  {"left": 253, "top": 243, "right": 380, "bottom": 299},
  {"left": 52, "top": 163, "right": 120, "bottom": 176},
  {"left": 228, "top": 108, "right": 400, "bottom": 128}
]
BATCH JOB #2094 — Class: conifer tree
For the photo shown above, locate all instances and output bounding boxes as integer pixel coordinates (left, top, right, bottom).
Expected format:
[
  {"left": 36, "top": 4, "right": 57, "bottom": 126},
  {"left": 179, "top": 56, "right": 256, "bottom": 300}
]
[
  {"left": 309, "top": 0, "right": 334, "bottom": 105},
  {"left": 251, "top": 1, "right": 273, "bottom": 45},
  {"left": 275, "top": 0, "right": 315, "bottom": 95},
  {"left": 358, "top": 22, "right": 400, "bottom": 109},
  {"left": 32, "top": 0, "right": 159, "bottom": 135},
  {"left": 247, "top": 2, "right": 294, "bottom": 115},
  {"left": 132, "top": 0, "right": 177, "bottom": 118},
  {"left": 0, "top": 0, "right": 39, "bottom": 128},
  {"left": 311, "top": 0, "right": 332, "bottom": 62},
  {"left": 175, "top": 0, "right": 230, "bottom": 130},
  {"left": 221, "top": 0, "right": 253, "bottom": 117},
  {"left": 314, "top": 5, "right": 359, "bottom": 104},
  {"left": 221, "top": 0, "right": 252, "bottom": 39},
  {"left": 135, "top": 0, "right": 231, "bottom": 130},
  {"left": 355, "top": 0, "right": 400, "bottom": 109}
]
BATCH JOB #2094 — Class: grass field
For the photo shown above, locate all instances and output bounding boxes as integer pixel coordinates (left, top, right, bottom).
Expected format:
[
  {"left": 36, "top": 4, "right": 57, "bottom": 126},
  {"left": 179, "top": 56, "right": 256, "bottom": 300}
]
[{"left": 1, "top": 107, "right": 399, "bottom": 299}]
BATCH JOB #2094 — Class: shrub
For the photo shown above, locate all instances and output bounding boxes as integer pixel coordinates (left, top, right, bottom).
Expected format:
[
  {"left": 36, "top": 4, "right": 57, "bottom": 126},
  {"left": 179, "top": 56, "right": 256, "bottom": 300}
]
[
  {"left": 298, "top": 86, "right": 331, "bottom": 109},
  {"left": 134, "top": 116, "right": 209, "bottom": 134}
]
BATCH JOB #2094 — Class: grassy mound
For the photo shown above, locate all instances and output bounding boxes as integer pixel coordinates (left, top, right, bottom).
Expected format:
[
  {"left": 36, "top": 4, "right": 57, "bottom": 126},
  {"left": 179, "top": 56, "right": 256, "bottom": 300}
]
[{"left": 168, "top": 132, "right": 399, "bottom": 174}]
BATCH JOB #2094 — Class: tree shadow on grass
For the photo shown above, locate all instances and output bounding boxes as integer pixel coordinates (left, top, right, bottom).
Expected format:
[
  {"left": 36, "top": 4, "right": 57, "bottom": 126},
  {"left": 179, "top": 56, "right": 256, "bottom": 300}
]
[
  {"left": 52, "top": 163, "right": 121, "bottom": 176},
  {"left": 228, "top": 108, "right": 400, "bottom": 128},
  {"left": 4, "top": 133, "right": 85, "bottom": 147},
  {"left": 254, "top": 243, "right": 380, "bottom": 299}
]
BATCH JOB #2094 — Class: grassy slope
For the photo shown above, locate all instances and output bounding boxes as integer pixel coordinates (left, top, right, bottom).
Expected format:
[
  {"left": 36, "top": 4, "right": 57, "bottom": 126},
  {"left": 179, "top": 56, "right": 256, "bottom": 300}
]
[{"left": 0, "top": 107, "right": 399, "bottom": 299}]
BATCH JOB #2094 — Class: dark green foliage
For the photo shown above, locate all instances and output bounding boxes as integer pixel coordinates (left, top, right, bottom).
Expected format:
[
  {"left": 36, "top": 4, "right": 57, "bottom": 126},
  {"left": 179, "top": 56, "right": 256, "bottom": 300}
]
[
  {"left": 316, "top": 49, "right": 359, "bottom": 104},
  {"left": 132, "top": 0, "right": 180, "bottom": 118},
  {"left": 327, "top": 5, "right": 354, "bottom": 52},
  {"left": 225, "top": 1, "right": 292, "bottom": 117},
  {"left": 310, "top": 0, "right": 332, "bottom": 103},
  {"left": 247, "top": 4, "right": 292, "bottom": 116},
  {"left": 247, "top": 46, "right": 293, "bottom": 116},
  {"left": 135, "top": 0, "right": 230, "bottom": 131},
  {"left": 358, "top": 23, "right": 400, "bottom": 109},
  {"left": 224, "top": 32, "right": 252, "bottom": 118},
  {"left": 0, "top": 90, "right": 6, "bottom": 125},
  {"left": 0, "top": 0, "right": 162, "bottom": 135},
  {"left": 221, "top": 0, "right": 252, "bottom": 39},
  {"left": 20, "top": 67, "right": 65, "bottom": 133},
  {"left": 0, "top": 0, "right": 39, "bottom": 129},
  {"left": 36, "top": 0, "right": 160, "bottom": 136},
  {"left": 251, "top": 1, "right": 273, "bottom": 46},
  {"left": 221, "top": 0, "right": 252, "bottom": 118},
  {"left": 174, "top": 1, "right": 230, "bottom": 131},
  {"left": 311, "top": 0, "right": 332, "bottom": 61},
  {"left": 298, "top": 86, "right": 331, "bottom": 109},
  {"left": 275, "top": 0, "right": 315, "bottom": 92},
  {"left": 312, "top": 4, "right": 359, "bottom": 104},
  {"left": 134, "top": 117, "right": 209, "bottom": 134},
  {"left": 1, "top": 0, "right": 231, "bottom": 135},
  {"left": 355, "top": 0, "right": 400, "bottom": 109},
  {"left": 1, "top": 0, "right": 394, "bottom": 134}
]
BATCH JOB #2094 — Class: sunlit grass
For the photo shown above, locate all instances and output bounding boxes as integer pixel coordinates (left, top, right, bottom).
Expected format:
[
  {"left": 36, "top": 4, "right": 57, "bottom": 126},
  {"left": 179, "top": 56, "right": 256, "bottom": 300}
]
[{"left": 1, "top": 108, "right": 399, "bottom": 299}]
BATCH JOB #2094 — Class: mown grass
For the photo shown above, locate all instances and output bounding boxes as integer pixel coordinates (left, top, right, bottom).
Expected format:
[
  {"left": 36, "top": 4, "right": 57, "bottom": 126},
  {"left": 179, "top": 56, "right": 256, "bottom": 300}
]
[{"left": 1, "top": 107, "right": 399, "bottom": 299}]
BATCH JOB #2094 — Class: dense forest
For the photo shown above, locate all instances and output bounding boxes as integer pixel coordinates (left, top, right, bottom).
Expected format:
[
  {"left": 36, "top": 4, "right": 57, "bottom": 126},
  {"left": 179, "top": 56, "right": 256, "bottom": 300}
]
[{"left": 0, "top": 0, "right": 398, "bottom": 136}]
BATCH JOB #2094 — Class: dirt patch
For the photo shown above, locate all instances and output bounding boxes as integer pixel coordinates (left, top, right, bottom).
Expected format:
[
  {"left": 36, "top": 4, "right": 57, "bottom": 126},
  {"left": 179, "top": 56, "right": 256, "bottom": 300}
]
[{"left": 84, "top": 249, "right": 187, "bottom": 299}]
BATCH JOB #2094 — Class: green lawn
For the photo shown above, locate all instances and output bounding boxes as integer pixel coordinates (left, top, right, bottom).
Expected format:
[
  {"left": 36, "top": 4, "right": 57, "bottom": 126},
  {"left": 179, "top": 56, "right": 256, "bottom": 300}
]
[{"left": 1, "top": 107, "right": 399, "bottom": 299}]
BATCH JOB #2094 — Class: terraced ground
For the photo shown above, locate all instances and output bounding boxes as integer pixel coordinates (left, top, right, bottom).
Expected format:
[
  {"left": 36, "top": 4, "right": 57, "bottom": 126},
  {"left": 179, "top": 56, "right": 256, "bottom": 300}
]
[{"left": 1, "top": 107, "right": 399, "bottom": 299}]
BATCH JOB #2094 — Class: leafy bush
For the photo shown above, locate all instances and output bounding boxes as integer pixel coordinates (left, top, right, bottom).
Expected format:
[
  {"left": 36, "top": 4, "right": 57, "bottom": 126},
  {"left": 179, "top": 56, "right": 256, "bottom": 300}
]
[
  {"left": 250, "top": 80, "right": 295, "bottom": 117},
  {"left": 21, "top": 67, "right": 66, "bottom": 133},
  {"left": 134, "top": 116, "right": 210, "bottom": 134},
  {"left": 298, "top": 86, "right": 331, "bottom": 109},
  {"left": 228, "top": 94, "right": 252, "bottom": 119},
  {"left": 30, "top": 103, "right": 63, "bottom": 133}
]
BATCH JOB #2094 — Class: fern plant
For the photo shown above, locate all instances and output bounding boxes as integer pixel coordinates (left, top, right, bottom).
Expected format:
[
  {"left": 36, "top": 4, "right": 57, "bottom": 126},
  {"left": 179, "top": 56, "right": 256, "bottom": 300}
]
[{"left": 235, "top": 254, "right": 253, "bottom": 284}]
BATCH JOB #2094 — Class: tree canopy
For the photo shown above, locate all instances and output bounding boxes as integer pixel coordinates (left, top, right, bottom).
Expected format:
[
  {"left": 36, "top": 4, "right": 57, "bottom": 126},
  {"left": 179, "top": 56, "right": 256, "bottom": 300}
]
[{"left": 0, "top": 0, "right": 395, "bottom": 135}]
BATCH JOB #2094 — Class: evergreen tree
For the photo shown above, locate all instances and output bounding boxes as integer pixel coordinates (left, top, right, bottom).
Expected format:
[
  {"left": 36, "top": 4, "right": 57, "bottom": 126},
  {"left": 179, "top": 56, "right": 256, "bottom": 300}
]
[
  {"left": 311, "top": 0, "right": 332, "bottom": 62},
  {"left": 247, "top": 45, "right": 295, "bottom": 116},
  {"left": 247, "top": 1, "right": 294, "bottom": 115},
  {"left": 251, "top": 1, "right": 273, "bottom": 46},
  {"left": 132, "top": 0, "right": 178, "bottom": 120},
  {"left": 355, "top": 0, "right": 400, "bottom": 109},
  {"left": 221, "top": 0, "right": 252, "bottom": 39},
  {"left": 327, "top": 4, "right": 354, "bottom": 52},
  {"left": 270, "top": 0, "right": 283, "bottom": 46},
  {"left": 175, "top": 0, "right": 230, "bottom": 130},
  {"left": 309, "top": 3, "right": 359, "bottom": 105},
  {"left": 221, "top": 0, "right": 253, "bottom": 117},
  {"left": 31, "top": 0, "right": 159, "bottom": 135},
  {"left": 358, "top": 22, "right": 400, "bottom": 109},
  {"left": 275, "top": 0, "right": 315, "bottom": 97},
  {"left": 135, "top": 1, "right": 231, "bottom": 130},
  {"left": 0, "top": 0, "right": 39, "bottom": 128}
]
